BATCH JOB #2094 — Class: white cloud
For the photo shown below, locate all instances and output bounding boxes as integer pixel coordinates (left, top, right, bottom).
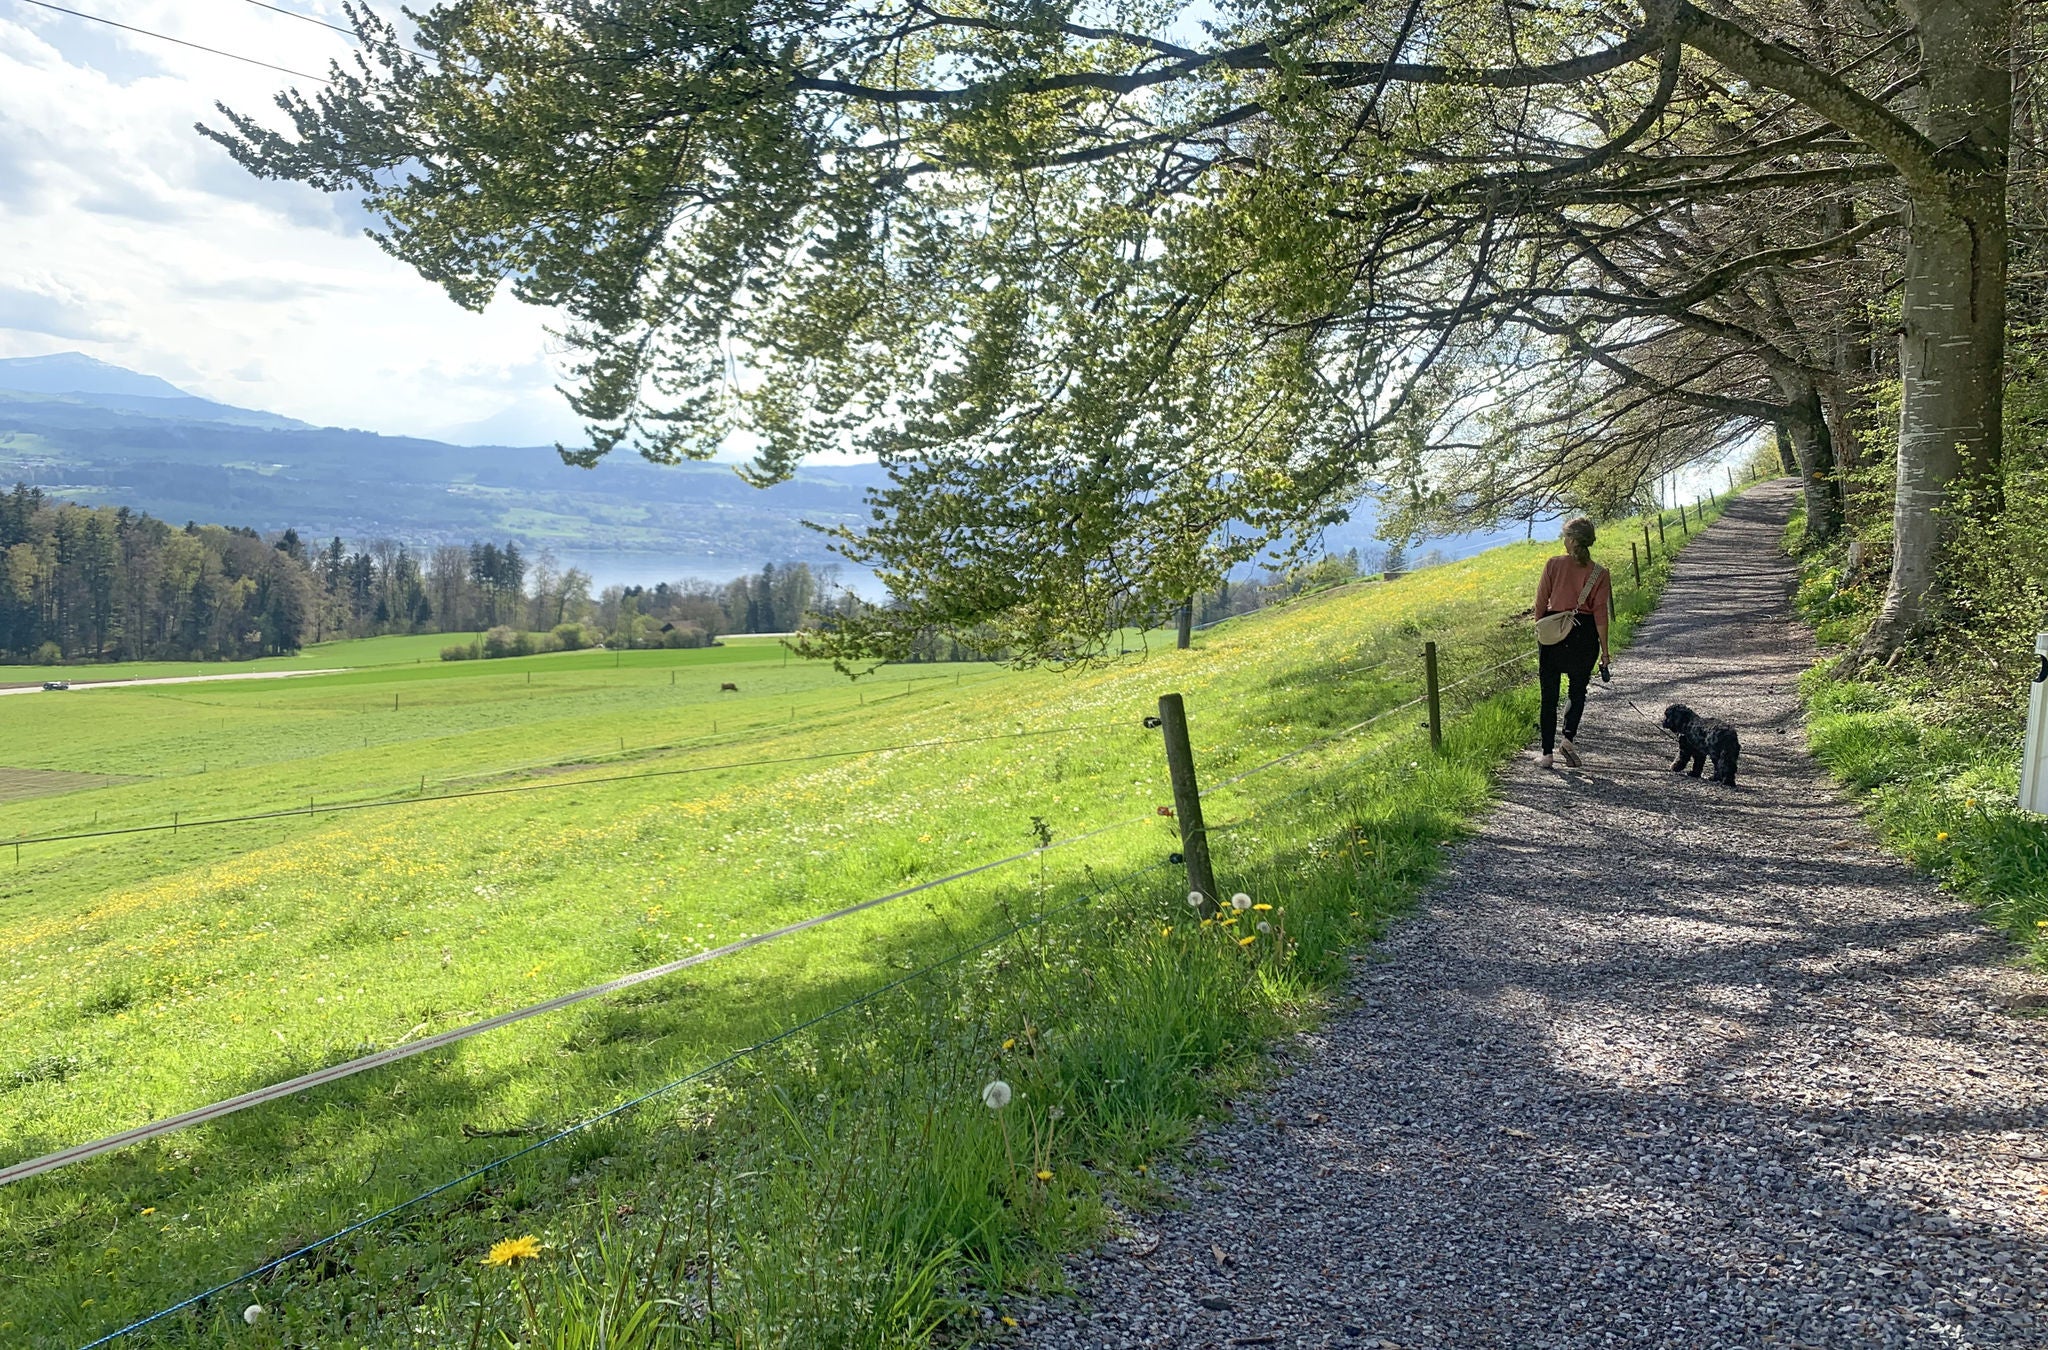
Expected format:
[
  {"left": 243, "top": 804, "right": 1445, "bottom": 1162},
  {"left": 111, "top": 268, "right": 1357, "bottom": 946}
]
[
  {"left": 0, "top": 1, "right": 577, "bottom": 437},
  {"left": 0, "top": 277, "right": 130, "bottom": 341}
]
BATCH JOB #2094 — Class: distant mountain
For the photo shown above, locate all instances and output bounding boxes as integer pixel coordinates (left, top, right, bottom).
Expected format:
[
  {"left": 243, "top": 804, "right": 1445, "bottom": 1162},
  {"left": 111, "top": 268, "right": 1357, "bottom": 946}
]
[
  {"left": 0, "top": 354, "right": 888, "bottom": 587},
  {"left": 0, "top": 353, "right": 311, "bottom": 431},
  {"left": 0, "top": 352, "right": 191, "bottom": 399}
]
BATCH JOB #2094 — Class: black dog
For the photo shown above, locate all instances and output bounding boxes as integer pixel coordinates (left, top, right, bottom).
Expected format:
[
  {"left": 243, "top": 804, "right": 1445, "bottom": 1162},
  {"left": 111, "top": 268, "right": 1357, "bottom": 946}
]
[{"left": 1661, "top": 703, "right": 1741, "bottom": 786}]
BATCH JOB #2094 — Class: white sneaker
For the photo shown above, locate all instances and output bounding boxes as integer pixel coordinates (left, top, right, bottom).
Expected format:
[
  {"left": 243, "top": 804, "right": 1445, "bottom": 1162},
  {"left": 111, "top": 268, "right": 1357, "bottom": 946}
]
[
  {"left": 1537, "top": 753, "right": 1554, "bottom": 769},
  {"left": 1559, "top": 738, "right": 1581, "bottom": 768}
]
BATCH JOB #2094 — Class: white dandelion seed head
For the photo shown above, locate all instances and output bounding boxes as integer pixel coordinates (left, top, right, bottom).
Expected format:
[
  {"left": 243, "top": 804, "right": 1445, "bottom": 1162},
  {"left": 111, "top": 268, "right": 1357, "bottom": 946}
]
[
  {"left": 243, "top": 1304, "right": 265, "bottom": 1325},
  {"left": 1257, "top": 921, "right": 1272, "bottom": 933},
  {"left": 1230, "top": 893, "right": 1253, "bottom": 911},
  {"left": 1187, "top": 891, "right": 1205, "bottom": 908},
  {"left": 981, "top": 1080, "right": 1013, "bottom": 1110},
  {"left": 1047, "top": 1104, "right": 1065, "bottom": 1120}
]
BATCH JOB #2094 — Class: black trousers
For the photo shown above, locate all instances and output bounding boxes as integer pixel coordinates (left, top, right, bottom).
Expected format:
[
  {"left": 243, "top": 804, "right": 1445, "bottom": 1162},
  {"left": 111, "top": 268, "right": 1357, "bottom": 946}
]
[{"left": 1537, "top": 616, "right": 1599, "bottom": 754}]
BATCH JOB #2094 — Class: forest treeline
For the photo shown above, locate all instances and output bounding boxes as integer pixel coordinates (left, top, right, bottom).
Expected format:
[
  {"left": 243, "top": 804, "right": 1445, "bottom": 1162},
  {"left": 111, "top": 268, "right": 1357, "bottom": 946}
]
[
  {"left": 0, "top": 481, "right": 1388, "bottom": 666},
  {"left": 0, "top": 483, "right": 856, "bottom": 663}
]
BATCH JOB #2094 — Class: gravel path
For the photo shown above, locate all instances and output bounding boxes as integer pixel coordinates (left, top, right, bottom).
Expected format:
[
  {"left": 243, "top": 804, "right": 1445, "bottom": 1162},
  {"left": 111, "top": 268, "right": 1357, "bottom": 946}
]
[{"left": 1021, "top": 480, "right": 2048, "bottom": 1349}]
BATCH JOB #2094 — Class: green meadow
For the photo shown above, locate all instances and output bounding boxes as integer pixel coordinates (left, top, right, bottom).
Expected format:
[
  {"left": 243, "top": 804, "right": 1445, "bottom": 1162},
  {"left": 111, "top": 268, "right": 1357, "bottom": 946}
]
[{"left": 0, "top": 506, "right": 1724, "bottom": 1347}]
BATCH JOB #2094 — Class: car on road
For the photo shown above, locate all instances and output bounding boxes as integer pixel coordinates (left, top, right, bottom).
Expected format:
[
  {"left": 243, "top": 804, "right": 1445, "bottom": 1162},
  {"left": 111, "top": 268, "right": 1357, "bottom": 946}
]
[{"left": 41, "top": 680, "right": 69, "bottom": 691}]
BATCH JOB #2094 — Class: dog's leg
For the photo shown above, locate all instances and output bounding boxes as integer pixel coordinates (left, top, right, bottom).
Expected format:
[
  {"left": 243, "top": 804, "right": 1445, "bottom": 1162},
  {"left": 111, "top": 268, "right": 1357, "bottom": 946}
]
[
  {"left": 1687, "top": 749, "right": 1705, "bottom": 777},
  {"left": 1670, "top": 748, "right": 1689, "bottom": 772}
]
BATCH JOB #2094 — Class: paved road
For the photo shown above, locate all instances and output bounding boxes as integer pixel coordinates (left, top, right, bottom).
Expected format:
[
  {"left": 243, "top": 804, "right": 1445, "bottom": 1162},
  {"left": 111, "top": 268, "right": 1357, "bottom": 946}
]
[
  {"left": 1024, "top": 480, "right": 2048, "bottom": 1349},
  {"left": 0, "top": 669, "right": 344, "bottom": 696}
]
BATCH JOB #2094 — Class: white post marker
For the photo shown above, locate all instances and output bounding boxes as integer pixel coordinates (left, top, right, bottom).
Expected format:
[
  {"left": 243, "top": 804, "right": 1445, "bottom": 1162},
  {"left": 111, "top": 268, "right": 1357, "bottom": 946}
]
[{"left": 2023, "top": 633, "right": 2048, "bottom": 816}]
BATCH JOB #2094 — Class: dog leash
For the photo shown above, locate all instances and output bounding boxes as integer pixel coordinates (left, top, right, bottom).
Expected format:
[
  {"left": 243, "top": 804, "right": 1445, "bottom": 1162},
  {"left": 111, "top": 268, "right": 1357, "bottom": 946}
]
[{"left": 1624, "top": 698, "right": 1671, "bottom": 730}]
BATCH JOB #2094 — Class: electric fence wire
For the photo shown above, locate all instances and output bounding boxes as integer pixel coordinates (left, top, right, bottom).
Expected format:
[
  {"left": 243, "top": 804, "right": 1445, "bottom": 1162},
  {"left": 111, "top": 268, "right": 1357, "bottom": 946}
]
[
  {"left": 421, "top": 665, "right": 1020, "bottom": 791},
  {"left": 238, "top": 0, "right": 434, "bottom": 60},
  {"left": 7, "top": 0, "right": 334, "bottom": 81},
  {"left": 4, "top": 717, "right": 1136, "bottom": 853},
  {"left": 74, "top": 855, "right": 1177, "bottom": 1350},
  {"left": 1201, "top": 649, "right": 1540, "bottom": 828},
  {"left": 0, "top": 807, "right": 1168, "bottom": 1189},
  {"left": 52, "top": 643, "right": 1545, "bottom": 1339}
]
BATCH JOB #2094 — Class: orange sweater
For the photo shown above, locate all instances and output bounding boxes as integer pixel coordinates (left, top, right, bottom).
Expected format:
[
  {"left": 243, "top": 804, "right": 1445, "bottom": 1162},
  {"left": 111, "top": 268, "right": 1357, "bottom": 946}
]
[{"left": 1534, "top": 555, "right": 1612, "bottom": 644}]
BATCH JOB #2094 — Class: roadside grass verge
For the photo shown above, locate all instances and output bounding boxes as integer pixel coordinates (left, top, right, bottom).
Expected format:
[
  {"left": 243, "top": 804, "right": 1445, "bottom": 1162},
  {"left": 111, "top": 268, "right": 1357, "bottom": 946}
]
[
  {"left": 3, "top": 499, "right": 1720, "bottom": 1347},
  {"left": 1785, "top": 507, "right": 2048, "bottom": 961}
]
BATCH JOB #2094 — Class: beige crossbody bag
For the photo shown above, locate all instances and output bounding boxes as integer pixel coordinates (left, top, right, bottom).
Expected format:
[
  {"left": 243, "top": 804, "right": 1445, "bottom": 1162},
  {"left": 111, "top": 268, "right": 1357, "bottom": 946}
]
[{"left": 1534, "top": 565, "right": 1606, "bottom": 646}]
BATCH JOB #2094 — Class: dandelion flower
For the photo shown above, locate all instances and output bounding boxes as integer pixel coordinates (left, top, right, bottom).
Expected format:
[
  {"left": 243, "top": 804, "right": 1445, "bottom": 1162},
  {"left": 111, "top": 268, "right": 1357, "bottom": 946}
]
[
  {"left": 1937, "top": 831, "right": 1951, "bottom": 843},
  {"left": 982, "top": 1080, "right": 1013, "bottom": 1110},
  {"left": 483, "top": 1235, "right": 543, "bottom": 1267},
  {"left": 1161, "top": 926, "right": 1173, "bottom": 938},
  {"left": 1002, "top": 1038, "right": 1016, "bottom": 1051},
  {"left": 1187, "top": 892, "right": 1205, "bottom": 908},
  {"left": 1257, "top": 922, "right": 1271, "bottom": 934},
  {"left": 1035, "top": 1169, "right": 1054, "bottom": 1181},
  {"left": 1238, "top": 934, "right": 1257, "bottom": 947},
  {"left": 1967, "top": 798, "right": 1978, "bottom": 809},
  {"left": 1002, "top": 1316, "right": 1019, "bottom": 1328},
  {"left": 1252, "top": 903, "right": 1273, "bottom": 911},
  {"left": 1231, "top": 893, "right": 1253, "bottom": 911},
  {"left": 242, "top": 1305, "right": 264, "bottom": 1325}
]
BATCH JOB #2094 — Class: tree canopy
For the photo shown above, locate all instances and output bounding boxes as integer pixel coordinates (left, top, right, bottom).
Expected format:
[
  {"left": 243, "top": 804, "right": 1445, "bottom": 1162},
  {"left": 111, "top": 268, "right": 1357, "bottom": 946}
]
[{"left": 208, "top": 0, "right": 2021, "bottom": 664}]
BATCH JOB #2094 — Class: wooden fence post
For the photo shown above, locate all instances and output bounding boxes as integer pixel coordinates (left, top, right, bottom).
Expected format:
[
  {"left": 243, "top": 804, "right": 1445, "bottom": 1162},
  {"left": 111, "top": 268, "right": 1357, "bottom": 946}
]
[
  {"left": 1423, "top": 641, "right": 1442, "bottom": 752},
  {"left": 1157, "top": 693, "right": 1219, "bottom": 915},
  {"left": 1655, "top": 511, "right": 1667, "bottom": 547},
  {"left": 1630, "top": 540, "right": 1642, "bottom": 588},
  {"left": 1177, "top": 598, "right": 1193, "bottom": 650},
  {"left": 1643, "top": 520, "right": 1655, "bottom": 561}
]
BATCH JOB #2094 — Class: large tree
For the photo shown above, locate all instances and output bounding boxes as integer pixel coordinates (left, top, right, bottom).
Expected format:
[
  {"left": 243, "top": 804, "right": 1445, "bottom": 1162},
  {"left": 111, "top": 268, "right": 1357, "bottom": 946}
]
[{"left": 208, "top": 0, "right": 2009, "bottom": 661}]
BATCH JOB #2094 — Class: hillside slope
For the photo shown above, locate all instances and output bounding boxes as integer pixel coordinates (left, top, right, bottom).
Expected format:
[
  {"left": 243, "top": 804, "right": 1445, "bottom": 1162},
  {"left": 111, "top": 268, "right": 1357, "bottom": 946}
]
[{"left": 0, "top": 504, "right": 1722, "bottom": 1347}]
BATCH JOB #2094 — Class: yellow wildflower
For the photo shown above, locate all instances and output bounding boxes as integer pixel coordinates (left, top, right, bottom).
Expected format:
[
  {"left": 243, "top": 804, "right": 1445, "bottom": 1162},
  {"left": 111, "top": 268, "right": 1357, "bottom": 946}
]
[
  {"left": 483, "top": 1235, "right": 542, "bottom": 1267},
  {"left": 1002, "top": 1038, "right": 1016, "bottom": 1051},
  {"left": 1936, "top": 832, "right": 1950, "bottom": 843},
  {"left": 1161, "top": 926, "right": 1173, "bottom": 938},
  {"left": 1035, "top": 1170, "right": 1054, "bottom": 1181},
  {"left": 1237, "top": 935, "right": 1257, "bottom": 947},
  {"left": 1252, "top": 903, "right": 1273, "bottom": 911}
]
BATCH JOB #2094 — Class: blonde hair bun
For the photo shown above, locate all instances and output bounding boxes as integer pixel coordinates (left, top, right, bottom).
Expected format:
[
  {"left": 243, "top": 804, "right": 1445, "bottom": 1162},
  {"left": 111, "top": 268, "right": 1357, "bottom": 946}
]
[{"left": 1562, "top": 516, "right": 1596, "bottom": 562}]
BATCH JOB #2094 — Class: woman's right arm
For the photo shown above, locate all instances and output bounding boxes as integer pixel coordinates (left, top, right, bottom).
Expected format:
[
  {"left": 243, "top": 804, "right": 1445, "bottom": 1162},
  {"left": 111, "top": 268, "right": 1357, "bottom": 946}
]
[{"left": 1532, "top": 558, "right": 1552, "bottom": 616}]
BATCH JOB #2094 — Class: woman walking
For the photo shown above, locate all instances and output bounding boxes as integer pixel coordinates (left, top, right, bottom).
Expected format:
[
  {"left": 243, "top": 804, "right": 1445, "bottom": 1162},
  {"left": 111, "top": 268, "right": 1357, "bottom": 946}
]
[{"left": 1532, "top": 517, "right": 1612, "bottom": 769}]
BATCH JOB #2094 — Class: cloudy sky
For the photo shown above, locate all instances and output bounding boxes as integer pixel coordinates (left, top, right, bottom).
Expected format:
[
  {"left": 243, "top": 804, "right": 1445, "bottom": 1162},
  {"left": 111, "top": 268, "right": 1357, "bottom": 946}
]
[{"left": 0, "top": 0, "right": 588, "bottom": 444}]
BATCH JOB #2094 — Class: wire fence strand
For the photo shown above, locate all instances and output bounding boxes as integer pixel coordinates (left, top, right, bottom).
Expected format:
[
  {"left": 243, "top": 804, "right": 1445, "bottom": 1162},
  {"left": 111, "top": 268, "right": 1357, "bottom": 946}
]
[
  {"left": 1, "top": 806, "right": 1164, "bottom": 1190},
  {"left": 74, "top": 855, "right": 1176, "bottom": 1349},
  {"left": 5, "top": 719, "right": 1133, "bottom": 852}
]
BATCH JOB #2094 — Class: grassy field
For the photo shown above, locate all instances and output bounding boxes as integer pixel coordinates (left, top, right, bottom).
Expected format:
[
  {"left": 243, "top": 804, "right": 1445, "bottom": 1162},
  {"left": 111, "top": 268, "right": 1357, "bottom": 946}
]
[{"left": 0, "top": 504, "right": 1727, "bottom": 1347}]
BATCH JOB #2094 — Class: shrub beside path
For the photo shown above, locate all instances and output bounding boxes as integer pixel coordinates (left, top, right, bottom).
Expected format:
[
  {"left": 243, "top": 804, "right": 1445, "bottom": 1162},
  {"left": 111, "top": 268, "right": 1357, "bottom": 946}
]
[{"left": 1022, "top": 480, "right": 2048, "bottom": 1349}]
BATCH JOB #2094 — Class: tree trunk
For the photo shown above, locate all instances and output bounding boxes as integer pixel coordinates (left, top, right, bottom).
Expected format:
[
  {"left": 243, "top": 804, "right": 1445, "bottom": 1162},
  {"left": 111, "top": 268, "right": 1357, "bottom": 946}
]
[
  {"left": 1858, "top": 0, "right": 2010, "bottom": 660},
  {"left": 1773, "top": 422, "right": 1798, "bottom": 477},
  {"left": 1774, "top": 376, "right": 1844, "bottom": 546}
]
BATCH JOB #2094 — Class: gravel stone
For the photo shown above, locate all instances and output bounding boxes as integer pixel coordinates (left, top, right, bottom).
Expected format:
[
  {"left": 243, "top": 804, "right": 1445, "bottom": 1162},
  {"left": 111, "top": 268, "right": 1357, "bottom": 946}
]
[{"left": 1018, "top": 481, "right": 2048, "bottom": 1348}]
